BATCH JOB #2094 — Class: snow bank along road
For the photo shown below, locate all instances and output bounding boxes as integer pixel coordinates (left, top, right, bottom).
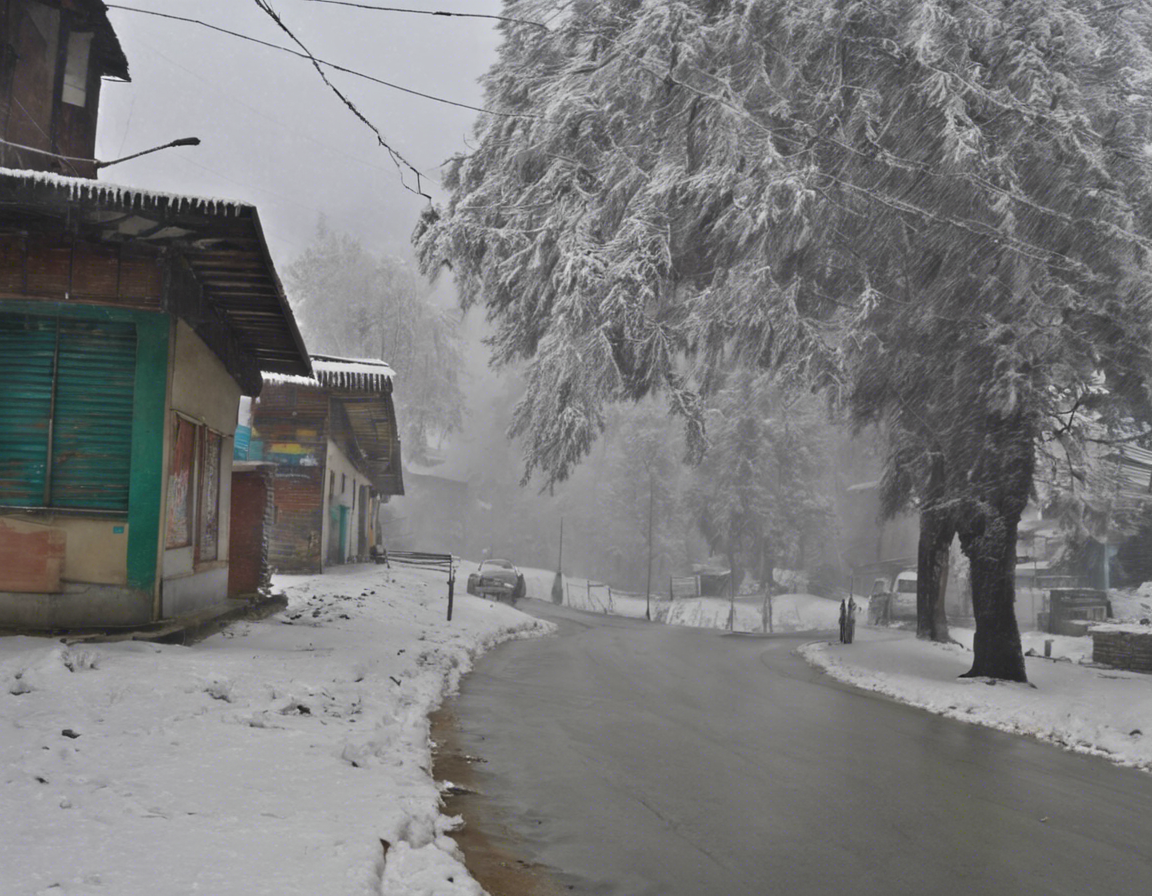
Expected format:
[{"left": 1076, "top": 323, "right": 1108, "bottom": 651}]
[
  {"left": 442, "top": 599, "right": 1152, "bottom": 896},
  {"left": 0, "top": 564, "right": 552, "bottom": 896},
  {"left": 804, "top": 628, "right": 1152, "bottom": 774}
]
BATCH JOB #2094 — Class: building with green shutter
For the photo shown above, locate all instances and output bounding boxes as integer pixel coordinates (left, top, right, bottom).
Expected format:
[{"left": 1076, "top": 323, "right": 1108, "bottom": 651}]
[
  {"left": 0, "top": 172, "right": 311, "bottom": 629},
  {"left": 0, "top": 2, "right": 311, "bottom": 629}
]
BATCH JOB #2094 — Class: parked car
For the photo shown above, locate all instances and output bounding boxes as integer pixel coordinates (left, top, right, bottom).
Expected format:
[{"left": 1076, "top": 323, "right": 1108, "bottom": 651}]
[{"left": 467, "top": 559, "right": 526, "bottom": 603}]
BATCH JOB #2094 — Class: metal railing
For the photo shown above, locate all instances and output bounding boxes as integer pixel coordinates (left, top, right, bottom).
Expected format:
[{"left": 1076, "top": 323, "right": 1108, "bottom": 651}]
[{"left": 377, "top": 550, "right": 458, "bottom": 620}]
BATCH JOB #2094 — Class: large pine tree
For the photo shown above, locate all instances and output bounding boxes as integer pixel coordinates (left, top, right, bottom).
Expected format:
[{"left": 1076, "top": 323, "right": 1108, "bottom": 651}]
[{"left": 417, "top": 0, "right": 1152, "bottom": 680}]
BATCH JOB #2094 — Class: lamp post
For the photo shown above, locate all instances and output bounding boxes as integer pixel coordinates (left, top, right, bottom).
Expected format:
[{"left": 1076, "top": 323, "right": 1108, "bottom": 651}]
[{"left": 645, "top": 470, "right": 654, "bottom": 621}]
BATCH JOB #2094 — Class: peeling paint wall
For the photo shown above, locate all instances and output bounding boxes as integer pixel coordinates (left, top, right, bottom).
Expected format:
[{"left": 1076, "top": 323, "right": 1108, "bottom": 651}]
[
  {"left": 171, "top": 320, "right": 242, "bottom": 435},
  {"left": 160, "top": 321, "right": 240, "bottom": 618}
]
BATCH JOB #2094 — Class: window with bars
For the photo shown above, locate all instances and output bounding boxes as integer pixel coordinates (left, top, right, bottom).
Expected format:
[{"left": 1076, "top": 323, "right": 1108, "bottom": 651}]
[{"left": 0, "top": 311, "right": 137, "bottom": 512}]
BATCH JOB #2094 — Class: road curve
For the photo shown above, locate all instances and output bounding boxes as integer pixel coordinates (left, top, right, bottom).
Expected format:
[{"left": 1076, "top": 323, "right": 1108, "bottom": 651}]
[{"left": 439, "top": 599, "right": 1152, "bottom": 896}]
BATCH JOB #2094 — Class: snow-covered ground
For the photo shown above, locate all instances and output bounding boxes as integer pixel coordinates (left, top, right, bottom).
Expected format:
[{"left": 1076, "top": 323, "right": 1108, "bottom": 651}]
[
  {"left": 519, "top": 567, "right": 847, "bottom": 633},
  {"left": 1, "top": 564, "right": 552, "bottom": 896},
  {"left": 950, "top": 626, "right": 1094, "bottom": 663},
  {"left": 802, "top": 629, "right": 1152, "bottom": 773}
]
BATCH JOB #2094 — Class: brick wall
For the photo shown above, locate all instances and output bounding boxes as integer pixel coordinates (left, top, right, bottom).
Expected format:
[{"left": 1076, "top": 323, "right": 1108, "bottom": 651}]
[{"left": 1092, "top": 630, "right": 1152, "bottom": 673}]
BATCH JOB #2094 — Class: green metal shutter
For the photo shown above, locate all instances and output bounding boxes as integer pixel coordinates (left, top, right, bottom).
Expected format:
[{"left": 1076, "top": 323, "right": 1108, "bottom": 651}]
[
  {"left": 0, "top": 312, "right": 55, "bottom": 506},
  {"left": 49, "top": 319, "right": 137, "bottom": 511}
]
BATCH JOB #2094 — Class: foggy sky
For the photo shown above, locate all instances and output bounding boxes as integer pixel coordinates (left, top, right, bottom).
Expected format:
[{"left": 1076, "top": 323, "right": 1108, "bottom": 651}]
[{"left": 98, "top": 1, "right": 504, "bottom": 267}]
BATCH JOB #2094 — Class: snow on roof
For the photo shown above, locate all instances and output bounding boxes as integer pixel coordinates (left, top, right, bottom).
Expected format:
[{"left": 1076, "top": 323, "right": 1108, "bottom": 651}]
[
  {"left": 0, "top": 167, "right": 249, "bottom": 217},
  {"left": 1090, "top": 623, "right": 1152, "bottom": 635},
  {"left": 310, "top": 354, "right": 396, "bottom": 378},
  {"left": 264, "top": 354, "right": 395, "bottom": 393}
]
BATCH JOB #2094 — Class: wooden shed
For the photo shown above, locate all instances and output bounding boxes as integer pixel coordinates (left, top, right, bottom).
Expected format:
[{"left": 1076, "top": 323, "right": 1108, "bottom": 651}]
[{"left": 243, "top": 356, "right": 404, "bottom": 573}]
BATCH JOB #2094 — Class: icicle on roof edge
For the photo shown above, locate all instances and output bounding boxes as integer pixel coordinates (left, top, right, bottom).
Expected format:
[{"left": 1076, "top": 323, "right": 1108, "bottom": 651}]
[{"left": 0, "top": 167, "right": 249, "bottom": 216}]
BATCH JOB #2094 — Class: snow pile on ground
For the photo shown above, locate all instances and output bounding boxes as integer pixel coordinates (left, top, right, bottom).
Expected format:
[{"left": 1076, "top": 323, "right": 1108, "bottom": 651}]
[
  {"left": 802, "top": 630, "right": 1152, "bottom": 773},
  {"left": 1091, "top": 621, "right": 1152, "bottom": 635},
  {"left": 1110, "top": 588, "right": 1152, "bottom": 622},
  {"left": 0, "top": 564, "right": 553, "bottom": 896}
]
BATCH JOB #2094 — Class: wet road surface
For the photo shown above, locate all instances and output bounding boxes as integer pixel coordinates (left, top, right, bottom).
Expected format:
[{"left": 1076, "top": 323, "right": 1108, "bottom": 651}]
[{"left": 439, "top": 600, "right": 1152, "bottom": 895}]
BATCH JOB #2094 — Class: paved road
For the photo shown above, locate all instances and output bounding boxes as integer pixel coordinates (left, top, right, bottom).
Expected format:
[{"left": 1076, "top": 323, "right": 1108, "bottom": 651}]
[{"left": 442, "top": 600, "right": 1152, "bottom": 895}]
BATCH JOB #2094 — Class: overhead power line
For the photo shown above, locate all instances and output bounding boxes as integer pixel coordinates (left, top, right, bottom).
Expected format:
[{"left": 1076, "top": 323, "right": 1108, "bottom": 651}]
[
  {"left": 131, "top": 36, "right": 401, "bottom": 180},
  {"left": 302, "top": 0, "right": 549, "bottom": 29},
  {"left": 105, "top": 5, "right": 533, "bottom": 119},
  {"left": 251, "top": 0, "right": 428, "bottom": 198}
]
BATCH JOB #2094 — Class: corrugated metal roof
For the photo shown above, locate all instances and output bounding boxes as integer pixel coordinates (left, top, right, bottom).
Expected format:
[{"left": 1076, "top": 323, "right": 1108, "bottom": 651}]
[
  {"left": 0, "top": 168, "right": 311, "bottom": 378},
  {"left": 265, "top": 355, "right": 395, "bottom": 393}
]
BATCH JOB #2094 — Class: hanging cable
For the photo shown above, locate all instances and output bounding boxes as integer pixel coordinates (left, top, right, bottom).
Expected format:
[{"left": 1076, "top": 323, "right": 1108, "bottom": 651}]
[
  {"left": 251, "top": 0, "right": 429, "bottom": 198},
  {"left": 301, "top": 0, "right": 549, "bottom": 29}
]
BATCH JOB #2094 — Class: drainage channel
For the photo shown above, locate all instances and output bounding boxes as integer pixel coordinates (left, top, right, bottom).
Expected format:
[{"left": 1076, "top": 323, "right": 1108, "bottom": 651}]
[{"left": 430, "top": 706, "right": 580, "bottom": 896}]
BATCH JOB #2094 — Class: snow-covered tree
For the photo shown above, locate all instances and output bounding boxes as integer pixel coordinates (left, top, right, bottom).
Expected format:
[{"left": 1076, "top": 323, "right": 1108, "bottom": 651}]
[
  {"left": 288, "top": 222, "right": 464, "bottom": 462},
  {"left": 416, "top": 0, "right": 1152, "bottom": 680},
  {"left": 689, "top": 370, "right": 831, "bottom": 629}
]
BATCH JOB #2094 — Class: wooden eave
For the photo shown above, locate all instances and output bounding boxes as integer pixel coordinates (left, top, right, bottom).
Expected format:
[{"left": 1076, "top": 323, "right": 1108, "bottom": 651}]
[{"left": 330, "top": 389, "right": 404, "bottom": 496}]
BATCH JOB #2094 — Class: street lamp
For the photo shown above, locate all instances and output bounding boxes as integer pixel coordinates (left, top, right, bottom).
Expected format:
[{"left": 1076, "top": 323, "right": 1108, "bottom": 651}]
[{"left": 96, "top": 137, "right": 202, "bottom": 170}]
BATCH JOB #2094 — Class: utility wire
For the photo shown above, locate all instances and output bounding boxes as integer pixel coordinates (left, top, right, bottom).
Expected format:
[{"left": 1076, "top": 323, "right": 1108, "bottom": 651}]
[
  {"left": 251, "top": 0, "right": 429, "bottom": 198},
  {"left": 105, "top": 5, "right": 533, "bottom": 119},
  {"left": 133, "top": 35, "right": 400, "bottom": 180},
  {"left": 0, "top": 136, "right": 94, "bottom": 166},
  {"left": 302, "top": 0, "right": 548, "bottom": 29}
]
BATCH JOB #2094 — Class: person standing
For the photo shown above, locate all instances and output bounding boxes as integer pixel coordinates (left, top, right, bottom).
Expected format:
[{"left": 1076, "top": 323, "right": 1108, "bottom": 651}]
[
  {"left": 839, "top": 599, "right": 847, "bottom": 644},
  {"left": 847, "top": 597, "right": 857, "bottom": 644}
]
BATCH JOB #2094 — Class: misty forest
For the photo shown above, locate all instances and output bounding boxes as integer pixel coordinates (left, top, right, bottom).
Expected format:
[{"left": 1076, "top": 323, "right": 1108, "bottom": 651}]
[
  {"left": 409, "top": 0, "right": 1152, "bottom": 681},
  {"left": 282, "top": 0, "right": 1152, "bottom": 682}
]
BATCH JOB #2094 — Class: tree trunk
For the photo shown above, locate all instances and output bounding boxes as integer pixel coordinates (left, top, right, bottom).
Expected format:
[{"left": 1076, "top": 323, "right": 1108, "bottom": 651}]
[
  {"left": 760, "top": 541, "right": 776, "bottom": 634},
  {"left": 916, "top": 511, "right": 953, "bottom": 642},
  {"left": 958, "top": 514, "right": 1026, "bottom": 681},
  {"left": 954, "top": 417, "right": 1032, "bottom": 683},
  {"left": 916, "top": 456, "right": 953, "bottom": 641}
]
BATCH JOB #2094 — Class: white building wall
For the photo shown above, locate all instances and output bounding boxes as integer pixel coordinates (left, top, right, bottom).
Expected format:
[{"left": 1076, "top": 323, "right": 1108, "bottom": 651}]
[{"left": 322, "top": 437, "right": 371, "bottom": 565}]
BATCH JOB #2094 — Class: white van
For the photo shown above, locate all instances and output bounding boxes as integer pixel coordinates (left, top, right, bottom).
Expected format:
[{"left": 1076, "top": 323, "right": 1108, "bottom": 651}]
[{"left": 890, "top": 570, "right": 918, "bottom": 618}]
